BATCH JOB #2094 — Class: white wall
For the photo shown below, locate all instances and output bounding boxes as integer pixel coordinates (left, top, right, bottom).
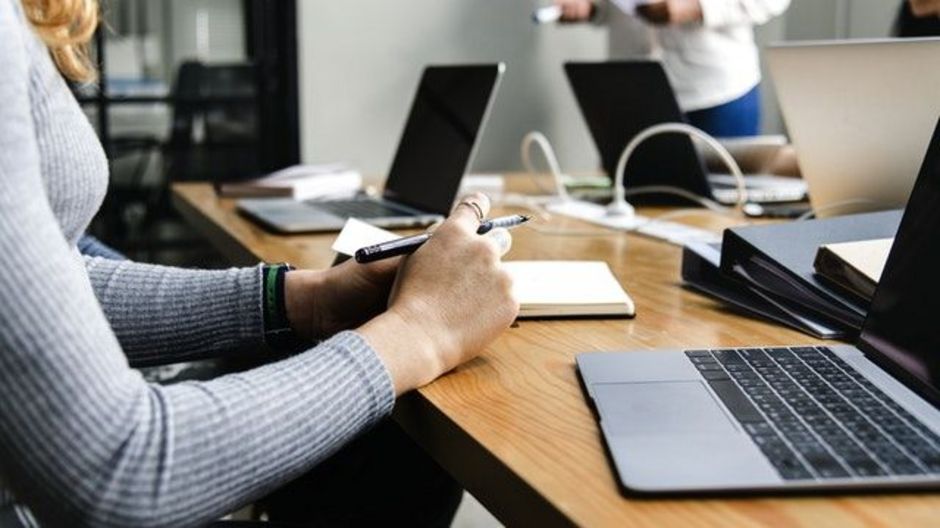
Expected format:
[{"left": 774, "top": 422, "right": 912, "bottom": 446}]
[
  {"left": 299, "top": 0, "right": 607, "bottom": 174},
  {"left": 298, "top": 0, "right": 904, "bottom": 173}
]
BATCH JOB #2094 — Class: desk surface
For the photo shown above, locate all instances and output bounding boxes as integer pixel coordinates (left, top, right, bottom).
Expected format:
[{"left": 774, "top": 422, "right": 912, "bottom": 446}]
[{"left": 172, "top": 181, "right": 940, "bottom": 528}]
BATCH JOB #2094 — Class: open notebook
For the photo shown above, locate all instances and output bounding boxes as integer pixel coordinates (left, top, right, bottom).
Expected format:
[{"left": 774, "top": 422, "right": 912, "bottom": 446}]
[{"left": 332, "top": 219, "right": 636, "bottom": 319}]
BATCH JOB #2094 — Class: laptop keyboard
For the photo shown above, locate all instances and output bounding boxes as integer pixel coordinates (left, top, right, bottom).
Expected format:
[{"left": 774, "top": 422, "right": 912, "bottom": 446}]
[
  {"left": 307, "top": 198, "right": 413, "bottom": 219},
  {"left": 685, "top": 346, "right": 940, "bottom": 481}
]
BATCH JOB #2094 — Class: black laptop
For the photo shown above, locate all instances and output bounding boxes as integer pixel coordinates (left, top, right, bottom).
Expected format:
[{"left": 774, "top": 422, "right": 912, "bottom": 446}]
[
  {"left": 564, "top": 61, "right": 806, "bottom": 205},
  {"left": 238, "top": 63, "right": 505, "bottom": 233}
]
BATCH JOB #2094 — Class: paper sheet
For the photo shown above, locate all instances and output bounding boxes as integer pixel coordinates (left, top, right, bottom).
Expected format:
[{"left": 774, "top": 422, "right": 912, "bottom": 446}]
[{"left": 331, "top": 218, "right": 400, "bottom": 257}]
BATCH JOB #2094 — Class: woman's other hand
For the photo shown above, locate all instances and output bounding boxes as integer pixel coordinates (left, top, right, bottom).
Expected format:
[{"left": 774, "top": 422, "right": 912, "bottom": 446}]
[{"left": 285, "top": 257, "right": 401, "bottom": 342}]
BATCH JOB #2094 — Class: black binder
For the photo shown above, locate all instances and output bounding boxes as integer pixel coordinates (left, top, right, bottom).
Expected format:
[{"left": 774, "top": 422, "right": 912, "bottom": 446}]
[
  {"left": 719, "top": 210, "right": 903, "bottom": 334},
  {"left": 682, "top": 242, "right": 847, "bottom": 339}
]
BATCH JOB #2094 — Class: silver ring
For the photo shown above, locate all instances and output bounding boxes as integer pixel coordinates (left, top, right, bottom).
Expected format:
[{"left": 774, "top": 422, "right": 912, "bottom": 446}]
[{"left": 459, "top": 200, "right": 485, "bottom": 223}]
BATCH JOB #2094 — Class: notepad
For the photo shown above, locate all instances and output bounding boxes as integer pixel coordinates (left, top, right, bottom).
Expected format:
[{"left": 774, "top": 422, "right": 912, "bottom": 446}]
[
  {"left": 503, "top": 261, "right": 635, "bottom": 318},
  {"left": 331, "top": 220, "right": 636, "bottom": 319}
]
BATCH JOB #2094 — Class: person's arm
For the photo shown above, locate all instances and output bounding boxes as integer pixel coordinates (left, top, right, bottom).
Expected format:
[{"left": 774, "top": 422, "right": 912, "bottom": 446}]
[
  {"left": 0, "top": 13, "right": 392, "bottom": 528},
  {"left": 84, "top": 256, "right": 267, "bottom": 366},
  {"left": 696, "top": 0, "right": 790, "bottom": 27},
  {"left": 909, "top": 0, "right": 940, "bottom": 17},
  {"left": 636, "top": 0, "right": 788, "bottom": 26}
]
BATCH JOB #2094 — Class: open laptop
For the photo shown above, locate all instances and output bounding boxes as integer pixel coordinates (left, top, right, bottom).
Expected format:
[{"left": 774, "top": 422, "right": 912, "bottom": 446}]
[
  {"left": 238, "top": 63, "right": 505, "bottom": 233},
  {"left": 767, "top": 38, "right": 940, "bottom": 218},
  {"left": 577, "top": 117, "right": 940, "bottom": 494},
  {"left": 564, "top": 61, "right": 807, "bottom": 205}
]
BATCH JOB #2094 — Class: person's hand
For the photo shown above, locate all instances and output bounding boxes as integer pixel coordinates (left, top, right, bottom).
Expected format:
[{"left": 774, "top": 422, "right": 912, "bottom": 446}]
[
  {"left": 359, "top": 194, "right": 519, "bottom": 395},
  {"left": 909, "top": 0, "right": 940, "bottom": 17},
  {"left": 636, "top": 0, "right": 703, "bottom": 25},
  {"left": 284, "top": 257, "right": 401, "bottom": 342},
  {"left": 555, "top": 0, "right": 596, "bottom": 22}
]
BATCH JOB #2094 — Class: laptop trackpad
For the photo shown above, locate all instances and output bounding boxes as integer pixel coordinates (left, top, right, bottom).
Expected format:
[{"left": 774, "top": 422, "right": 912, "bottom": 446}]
[{"left": 593, "top": 381, "right": 737, "bottom": 436}]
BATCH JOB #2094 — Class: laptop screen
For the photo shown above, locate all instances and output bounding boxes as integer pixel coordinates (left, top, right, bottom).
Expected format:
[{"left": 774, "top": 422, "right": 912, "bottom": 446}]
[
  {"left": 858, "top": 118, "right": 940, "bottom": 405},
  {"left": 383, "top": 64, "right": 503, "bottom": 215},
  {"left": 564, "top": 61, "right": 713, "bottom": 198}
]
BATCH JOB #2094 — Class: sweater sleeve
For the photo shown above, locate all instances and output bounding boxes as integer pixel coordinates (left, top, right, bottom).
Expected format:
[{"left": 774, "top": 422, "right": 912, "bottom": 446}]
[
  {"left": 698, "top": 0, "right": 791, "bottom": 28},
  {"left": 0, "top": 4, "right": 395, "bottom": 526},
  {"left": 84, "top": 256, "right": 268, "bottom": 366}
]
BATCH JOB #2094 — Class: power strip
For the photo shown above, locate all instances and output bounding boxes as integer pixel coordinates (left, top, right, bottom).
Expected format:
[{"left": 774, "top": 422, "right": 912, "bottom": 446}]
[{"left": 546, "top": 200, "right": 722, "bottom": 246}]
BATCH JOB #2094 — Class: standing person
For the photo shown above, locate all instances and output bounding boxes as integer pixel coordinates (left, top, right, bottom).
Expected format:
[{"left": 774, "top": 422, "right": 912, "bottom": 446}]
[
  {"left": 0, "top": 0, "right": 520, "bottom": 526},
  {"left": 554, "top": 0, "right": 790, "bottom": 137}
]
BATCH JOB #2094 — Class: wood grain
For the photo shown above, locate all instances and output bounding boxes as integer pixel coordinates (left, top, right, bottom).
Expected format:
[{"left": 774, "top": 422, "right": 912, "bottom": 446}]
[{"left": 172, "top": 180, "right": 940, "bottom": 528}]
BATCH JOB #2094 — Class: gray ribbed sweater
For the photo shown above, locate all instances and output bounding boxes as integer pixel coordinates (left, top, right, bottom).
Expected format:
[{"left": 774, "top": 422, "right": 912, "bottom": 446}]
[{"left": 0, "top": 1, "right": 395, "bottom": 526}]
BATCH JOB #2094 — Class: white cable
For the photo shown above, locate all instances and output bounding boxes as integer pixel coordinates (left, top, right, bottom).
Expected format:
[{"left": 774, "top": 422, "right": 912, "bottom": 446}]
[
  {"left": 505, "top": 127, "right": 748, "bottom": 239},
  {"left": 520, "top": 131, "right": 571, "bottom": 201},
  {"left": 796, "top": 198, "right": 884, "bottom": 221},
  {"left": 608, "top": 122, "right": 748, "bottom": 217}
]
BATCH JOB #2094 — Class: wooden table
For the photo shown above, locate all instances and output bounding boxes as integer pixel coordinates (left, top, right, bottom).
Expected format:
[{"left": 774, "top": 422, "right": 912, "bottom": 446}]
[{"left": 172, "top": 181, "right": 940, "bottom": 528}]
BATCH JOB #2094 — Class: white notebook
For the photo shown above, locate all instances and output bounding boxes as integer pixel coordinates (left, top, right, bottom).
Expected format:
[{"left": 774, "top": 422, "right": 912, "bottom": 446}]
[
  {"left": 332, "top": 220, "right": 636, "bottom": 319},
  {"left": 503, "top": 261, "right": 635, "bottom": 318}
]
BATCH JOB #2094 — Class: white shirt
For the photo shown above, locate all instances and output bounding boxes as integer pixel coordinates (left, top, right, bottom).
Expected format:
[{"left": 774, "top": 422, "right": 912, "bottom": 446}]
[{"left": 596, "top": 0, "right": 790, "bottom": 112}]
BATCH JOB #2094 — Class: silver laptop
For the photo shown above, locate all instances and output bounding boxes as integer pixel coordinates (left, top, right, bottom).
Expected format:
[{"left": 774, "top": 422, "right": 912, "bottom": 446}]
[
  {"left": 577, "top": 119, "right": 940, "bottom": 494},
  {"left": 565, "top": 61, "right": 807, "bottom": 206},
  {"left": 238, "top": 63, "right": 505, "bottom": 233},
  {"left": 767, "top": 38, "right": 940, "bottom": 218}
]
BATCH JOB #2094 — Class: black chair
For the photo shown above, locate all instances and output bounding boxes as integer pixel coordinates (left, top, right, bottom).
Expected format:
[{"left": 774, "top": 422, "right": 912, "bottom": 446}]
[{"left": 94, "top": 61, "right": 263, "bottom": 260}]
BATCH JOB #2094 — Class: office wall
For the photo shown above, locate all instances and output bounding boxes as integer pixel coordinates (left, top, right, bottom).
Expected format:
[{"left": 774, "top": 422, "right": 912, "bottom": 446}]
[
  {"left": 298, "top": 1, "right": 607, "bottom": 174},
  {"left": 298, "top": 0, "right": 904, "bottom": 173}
]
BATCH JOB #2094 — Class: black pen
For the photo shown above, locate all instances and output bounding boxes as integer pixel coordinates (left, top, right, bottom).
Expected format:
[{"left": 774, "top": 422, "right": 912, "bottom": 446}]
[{"left": 354, "top": 215, "right": 530, "bottom": 264}]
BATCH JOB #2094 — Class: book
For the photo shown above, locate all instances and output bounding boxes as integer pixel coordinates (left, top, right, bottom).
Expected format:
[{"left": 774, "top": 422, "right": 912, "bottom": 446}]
[
  {"left": 814, "top": 238, "right": 892, "bottom": 302},
  {"left": 720, "top": 210, "right": 903, "bottom": 334},
  {"left": 682, "top": 242, "right": 846, "bottom": 339},
  {"left": 502, "top": 261, "right": 635, "bottom": 318},
  {"left": 330, "top": 219, "right": 635, "bottom": 319},
  {"left": 218, "top": 163, "right": 362, "bottom": 201}
]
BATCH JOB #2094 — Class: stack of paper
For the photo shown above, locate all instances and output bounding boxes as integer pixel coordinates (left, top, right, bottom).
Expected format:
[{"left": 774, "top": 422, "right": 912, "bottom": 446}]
[{"left": 219, "top": 163, "right": 362, "bottom": 201}]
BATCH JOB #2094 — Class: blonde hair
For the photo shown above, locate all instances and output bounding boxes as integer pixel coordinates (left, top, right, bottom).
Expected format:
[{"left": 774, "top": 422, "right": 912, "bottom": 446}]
[{"left": 21, "top": 0, "right": 99, "bottom": 83}]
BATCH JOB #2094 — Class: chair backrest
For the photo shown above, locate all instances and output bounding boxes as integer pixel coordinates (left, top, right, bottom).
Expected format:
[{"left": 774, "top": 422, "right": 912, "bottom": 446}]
[{"left": 165, "top": 61, "right": 261, "bottom": 182}]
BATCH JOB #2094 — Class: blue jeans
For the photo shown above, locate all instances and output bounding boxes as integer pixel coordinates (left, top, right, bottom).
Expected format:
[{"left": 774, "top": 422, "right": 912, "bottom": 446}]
[{"left": 686, "top": 85, "right": 761, "bottom": 138}]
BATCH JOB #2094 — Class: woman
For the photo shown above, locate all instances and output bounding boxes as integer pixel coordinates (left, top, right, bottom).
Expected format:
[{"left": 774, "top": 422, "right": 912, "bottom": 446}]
[
  {"left": 554, "top": 0, "right": 790, "bottom": 137},
  {"left": 0, "top": 0, "right": 519, "bottom": 526}
]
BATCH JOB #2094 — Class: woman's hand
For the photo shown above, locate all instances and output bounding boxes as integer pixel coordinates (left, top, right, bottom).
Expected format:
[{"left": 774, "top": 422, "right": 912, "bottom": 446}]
[
  {"left": 359, "top": 194, "right": 519, "bottom": 395},
  {"left": 284, "top": 257, "right": 401, "bottom": 342},
  {"left": 554, "top": 0, "right": 596, "bottom": 22}
]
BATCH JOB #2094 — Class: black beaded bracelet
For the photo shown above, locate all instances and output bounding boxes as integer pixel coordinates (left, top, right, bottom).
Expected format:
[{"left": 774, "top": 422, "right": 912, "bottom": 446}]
[{"left": 261, "top": 263, "right": 303, "bottom": 351}]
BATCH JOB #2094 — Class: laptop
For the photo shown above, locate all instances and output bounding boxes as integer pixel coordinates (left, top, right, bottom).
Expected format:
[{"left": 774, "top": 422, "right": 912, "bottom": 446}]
[
  {"left": 577, "top": 117, "right": 940, "bottom": 494},
  {"left": 767, "top": 38, "right": 940, "bottom": 218},
  {"left": 564, "top": 61, "right": 807, "bottom": 205},
  {"left": 238, "top": 63, "right": 505, "bottom": 233}
]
